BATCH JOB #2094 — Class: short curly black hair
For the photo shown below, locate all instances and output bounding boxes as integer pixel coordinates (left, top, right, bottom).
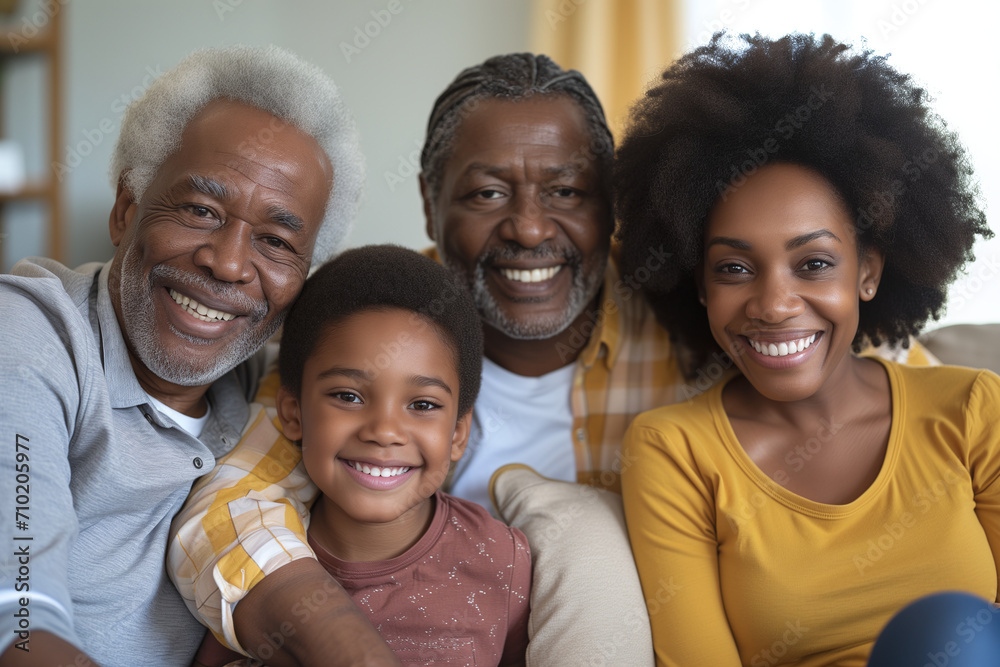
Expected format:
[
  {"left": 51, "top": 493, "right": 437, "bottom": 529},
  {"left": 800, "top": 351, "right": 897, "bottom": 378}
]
[
  {"left": 614, "top": 32, "right": 992, "bottom": 378},
  {"left": 278, "top": 244, "right": 483, "bottom": 415}
]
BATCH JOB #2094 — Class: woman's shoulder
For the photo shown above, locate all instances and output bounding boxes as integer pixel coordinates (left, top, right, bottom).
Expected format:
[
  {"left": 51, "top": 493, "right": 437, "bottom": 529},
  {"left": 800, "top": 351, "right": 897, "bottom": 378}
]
[
  {"left": 882, "top": 360, "right": 1000, "bottom": 435},
  {"left": 887, "top": 359, "right": 999, "bottom": 400},
  {"left": 630, "top": 377, "right": 725, "bottom": 434}
]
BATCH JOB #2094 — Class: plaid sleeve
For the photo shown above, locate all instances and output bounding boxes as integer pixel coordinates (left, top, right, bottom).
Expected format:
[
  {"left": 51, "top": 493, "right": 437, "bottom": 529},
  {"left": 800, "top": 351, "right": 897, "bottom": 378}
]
[
  {"left": 863, "top": 336, "right": 941, "bottom": 366},
  {"left": 167, "top": 403, "right": 318, "bottom": 654}
]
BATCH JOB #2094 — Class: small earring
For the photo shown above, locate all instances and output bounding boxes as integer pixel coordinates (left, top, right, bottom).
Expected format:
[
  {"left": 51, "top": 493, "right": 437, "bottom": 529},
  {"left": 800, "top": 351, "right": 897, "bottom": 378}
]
[{"left": 866, "top": 288, "right": 874, "bottom": 295}]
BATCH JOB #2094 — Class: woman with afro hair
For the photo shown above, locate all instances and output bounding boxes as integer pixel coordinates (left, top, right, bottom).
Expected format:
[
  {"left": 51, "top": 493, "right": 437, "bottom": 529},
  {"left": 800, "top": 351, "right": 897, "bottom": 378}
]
[{"left": 616, "top": 33, "right": 997, "bottom": 665}]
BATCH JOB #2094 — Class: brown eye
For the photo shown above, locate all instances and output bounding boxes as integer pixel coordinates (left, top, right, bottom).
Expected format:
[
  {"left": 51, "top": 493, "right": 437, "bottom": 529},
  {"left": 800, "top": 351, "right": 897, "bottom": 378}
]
[
  {"left": 262, "top": 236, "right": 290, "bottom": 250},
  {"left": 803, "top": 259, "right": 830, "bottom": 271},
  {"left": 188, "top": 205, "right": 214, "bottom": 218}
]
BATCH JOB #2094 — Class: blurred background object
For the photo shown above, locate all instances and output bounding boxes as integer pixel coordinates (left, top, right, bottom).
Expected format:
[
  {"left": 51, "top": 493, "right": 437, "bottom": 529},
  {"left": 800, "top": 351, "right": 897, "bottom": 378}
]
[
  {"left": 0, "top": 140, "right": 26, "bottom": 192},
  {"left": 1, "top": 0, "right": 996, "bottom": 330},
  {"left": 1, "top": 0, "right": 62, "bottom": 262}
]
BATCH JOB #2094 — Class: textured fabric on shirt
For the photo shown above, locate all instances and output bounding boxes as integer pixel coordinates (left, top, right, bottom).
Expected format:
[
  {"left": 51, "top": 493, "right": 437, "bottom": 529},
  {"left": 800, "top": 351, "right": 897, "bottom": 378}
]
[
  {"left": 310, "top": 491, "right": 531, "bottom": 666},
  {"left": 169, "top": 404, "right": 316, "bottom": 653},
  {"left": 167, "top": 251, "right": 939, "bottom": 646},
  {"left": 0, "top": 257, "right": 258, "bottom": 666},
  {"left": 623, "top": 360, "right": 1000, "bottom": 667}
]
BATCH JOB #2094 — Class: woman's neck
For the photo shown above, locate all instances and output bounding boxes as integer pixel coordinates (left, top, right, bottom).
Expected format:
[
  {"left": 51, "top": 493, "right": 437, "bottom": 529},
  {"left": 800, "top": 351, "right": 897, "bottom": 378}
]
[
  {"left": 723, "top": 355, "right": 886, "bottom": 429},
  {"left": 721, "top": 355, "right": 893, "bottom": 505}
]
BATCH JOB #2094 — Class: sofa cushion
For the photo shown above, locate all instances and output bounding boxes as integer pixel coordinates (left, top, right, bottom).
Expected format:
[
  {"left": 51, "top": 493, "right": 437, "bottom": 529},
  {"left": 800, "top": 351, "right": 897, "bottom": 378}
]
[
  {"left": 918, "top": 323, "right": 1000, "bottom": 374},
  {"left": 490, "top": 464, "right": 654, "bottom": 667}
]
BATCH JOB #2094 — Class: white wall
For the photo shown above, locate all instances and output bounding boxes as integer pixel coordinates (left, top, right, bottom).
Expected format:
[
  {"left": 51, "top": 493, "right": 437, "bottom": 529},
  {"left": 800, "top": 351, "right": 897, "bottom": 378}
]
[
  {"left": 3, "top": 0, "right": 530, "bottom": 268},
  {"left": 4, "top": 0, "right": 997, "bottom": 328},
  {"left": 680, "top": 0, "right": 1000, "bottom": 329}
]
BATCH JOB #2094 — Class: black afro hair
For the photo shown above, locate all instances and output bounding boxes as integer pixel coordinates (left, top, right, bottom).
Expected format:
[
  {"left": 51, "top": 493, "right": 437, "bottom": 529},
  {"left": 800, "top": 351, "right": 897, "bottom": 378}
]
[{"left": 614, "top": 32, "right": 992, "bottom": 378}]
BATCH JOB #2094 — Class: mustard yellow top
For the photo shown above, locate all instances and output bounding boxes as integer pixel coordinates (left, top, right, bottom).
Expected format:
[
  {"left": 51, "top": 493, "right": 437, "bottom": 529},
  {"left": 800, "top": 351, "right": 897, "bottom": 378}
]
[{"left": 622, "top": 360, "right": 1000, "bottom": 667}]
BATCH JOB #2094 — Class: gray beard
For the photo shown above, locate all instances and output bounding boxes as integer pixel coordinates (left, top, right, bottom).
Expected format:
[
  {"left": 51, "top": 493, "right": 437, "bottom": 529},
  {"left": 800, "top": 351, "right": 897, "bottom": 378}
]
[
  {"left": 117, "top": 245, "right": 278, "bottom": 386},
  {"left": 444, "top": 245, "right": 606, "bottom": 341}
]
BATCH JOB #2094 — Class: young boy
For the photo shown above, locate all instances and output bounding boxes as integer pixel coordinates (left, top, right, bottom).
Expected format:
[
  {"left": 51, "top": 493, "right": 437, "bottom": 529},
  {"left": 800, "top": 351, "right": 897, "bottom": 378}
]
[{"left": 193, "top": 245, "right": 530, "bottom": 667}]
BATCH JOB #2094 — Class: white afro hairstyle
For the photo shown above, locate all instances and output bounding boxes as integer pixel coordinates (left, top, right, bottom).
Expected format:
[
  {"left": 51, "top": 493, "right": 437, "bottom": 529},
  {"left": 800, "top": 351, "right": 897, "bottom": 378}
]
[{"left": 110, "top": 44, "right": 363, "bottom": 264}]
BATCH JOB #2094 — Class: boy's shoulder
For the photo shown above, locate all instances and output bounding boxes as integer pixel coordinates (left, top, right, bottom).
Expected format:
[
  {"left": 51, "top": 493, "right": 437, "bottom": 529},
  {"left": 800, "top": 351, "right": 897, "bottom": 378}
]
[{"left": 436, "top": 491, "right": 530, "bottom": 555}]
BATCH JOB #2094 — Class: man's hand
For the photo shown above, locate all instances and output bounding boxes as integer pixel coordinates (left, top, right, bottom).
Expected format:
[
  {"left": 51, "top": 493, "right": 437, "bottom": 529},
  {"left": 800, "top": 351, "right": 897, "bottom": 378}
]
[
  {"left": 234, "top": 559, "right": 400, "bottom": 667},
  {"left": 0, "top": 631, "right": 96, "bottom": 667}
]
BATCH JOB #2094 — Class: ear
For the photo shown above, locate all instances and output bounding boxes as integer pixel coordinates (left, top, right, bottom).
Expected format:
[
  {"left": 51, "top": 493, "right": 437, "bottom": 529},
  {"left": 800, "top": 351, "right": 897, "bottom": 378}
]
[
  {"left": 109, "top": 172, "right": 138, "bottom": 248},
  {"left": 419, "top": 174, "right": 436, "bottom": 242},
  {"left": 859, "top": 247, "right": 885, "bottom": 301},
  {"left": 276, "top": 385, "right": 304, "bottom": 442},
  {"left": 449, "top": 411, "right": 471, "bottom": 463}
]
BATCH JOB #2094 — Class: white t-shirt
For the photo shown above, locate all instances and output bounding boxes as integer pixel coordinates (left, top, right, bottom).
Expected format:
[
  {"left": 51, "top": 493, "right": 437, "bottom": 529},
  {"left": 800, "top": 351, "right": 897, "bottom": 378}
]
[
  {"left": 144, "top": 392, "right": 211, "bottom": 439},
  {"left": 449, "top": 357, "right": 576, "bottom": 513}
]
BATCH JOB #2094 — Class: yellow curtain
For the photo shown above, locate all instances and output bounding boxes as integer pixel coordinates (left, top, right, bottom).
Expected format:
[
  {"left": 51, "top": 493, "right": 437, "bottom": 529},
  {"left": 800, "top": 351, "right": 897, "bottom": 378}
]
[{"left": 530, "top": 0, "right": 681, "bottom": 140}]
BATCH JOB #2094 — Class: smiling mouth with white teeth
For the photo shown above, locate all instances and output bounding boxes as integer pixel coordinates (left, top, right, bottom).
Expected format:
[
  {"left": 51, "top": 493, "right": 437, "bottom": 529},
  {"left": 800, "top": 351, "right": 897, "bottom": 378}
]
[
  {"left": 169, "top": 288, "right": 237, "bottom": 323},
  {"left": 500, "top": 266, "right": 563, "bottom": 283},
  {"left": 346, "top": 460, "right": 412, "bottom": 478},
  {"left": 748, "top": 333, "right": 817, "bottom": 357}
]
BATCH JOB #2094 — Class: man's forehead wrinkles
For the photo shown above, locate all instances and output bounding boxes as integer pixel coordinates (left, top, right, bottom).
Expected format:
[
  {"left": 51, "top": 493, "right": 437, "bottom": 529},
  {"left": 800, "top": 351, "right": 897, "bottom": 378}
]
[
  {"left": 462, "top": 159, "right": 585, "bottom": 180},
  {"left": 220, "top": 152, "right": 300, "bottom": 195}
]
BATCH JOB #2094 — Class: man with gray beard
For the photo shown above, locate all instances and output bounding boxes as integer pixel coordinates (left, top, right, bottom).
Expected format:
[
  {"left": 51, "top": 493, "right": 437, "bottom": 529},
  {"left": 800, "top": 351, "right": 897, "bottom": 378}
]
[
  {"left": 415, "top": 53, "right": 674, "bottom": 509},
  {"left": 168, "top": 54, "right": 680, "bottom": 640},
  {"left": 168, "top": 53, "right": 942, "bottom": 660},
  {"left": 0, "top": 46, "right": 399, "bottom": 667}
]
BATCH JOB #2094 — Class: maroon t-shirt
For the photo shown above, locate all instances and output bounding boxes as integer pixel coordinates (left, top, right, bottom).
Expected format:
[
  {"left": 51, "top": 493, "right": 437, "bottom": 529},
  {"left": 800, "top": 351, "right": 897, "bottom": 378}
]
[{"left": 308, "top": 491, "right": 532, "bottom": 666}]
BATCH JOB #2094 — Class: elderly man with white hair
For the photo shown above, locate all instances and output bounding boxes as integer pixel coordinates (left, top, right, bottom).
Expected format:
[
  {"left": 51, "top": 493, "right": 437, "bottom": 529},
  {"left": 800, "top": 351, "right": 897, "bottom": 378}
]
[{"left": 0, "top": 46, "right": 397, "bottom": 667}]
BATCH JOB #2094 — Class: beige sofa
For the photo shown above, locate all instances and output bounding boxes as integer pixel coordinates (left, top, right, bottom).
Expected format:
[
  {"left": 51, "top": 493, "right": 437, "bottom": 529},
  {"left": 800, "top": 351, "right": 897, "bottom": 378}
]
[{"left": 918, "top": 323, "right": 1000, "bottom": 374}]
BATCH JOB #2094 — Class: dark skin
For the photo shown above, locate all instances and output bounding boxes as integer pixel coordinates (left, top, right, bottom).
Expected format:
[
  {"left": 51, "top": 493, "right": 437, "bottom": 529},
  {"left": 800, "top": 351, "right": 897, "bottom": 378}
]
[
  {"left": 204, "top": 95, "right": 613, "bottom": 665},
  {"left": 702, "top": 163, "right": 890, "bottom": 505},
  {"left": 192, "top": 562, "right": 403, "bottom": 667},
  {"left": 232, "top": 560, "right": 400, "bottom": 667},
  {"left": 0, "top": 632, "right": 94, "bottom": 667},
  {"left": 0, "top": 101, "right": 400, "bottom": 667},
  {"left": 724, "top": 367, "right": 891, "bottom": 504},
  {"left": 278, "top": 310, "right": 470, "bottom": 563},
  {"left": 107, "top": 100, "right": 331, "bottom": 417},
  {"left": 200, "top": 95, "right": 615, "bottom": 666},
  {"left": 422, "top": 97, "right": 614, "bottom": 377}
]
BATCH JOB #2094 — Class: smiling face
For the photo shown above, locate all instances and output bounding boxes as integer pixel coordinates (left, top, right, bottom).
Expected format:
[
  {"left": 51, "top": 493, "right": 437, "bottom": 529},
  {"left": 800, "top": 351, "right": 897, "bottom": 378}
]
[
  {"left": 277, "top": 308, "right": 469, "bottom": 530},
  {"left": 702, "top": 163, "right": 883, "bottom": 402},
  {"left": 108, "top": 99, "right": 332, "bottom": 390},
  {"left": 423, "top": 96, "right": 612, "bottom": 341}
]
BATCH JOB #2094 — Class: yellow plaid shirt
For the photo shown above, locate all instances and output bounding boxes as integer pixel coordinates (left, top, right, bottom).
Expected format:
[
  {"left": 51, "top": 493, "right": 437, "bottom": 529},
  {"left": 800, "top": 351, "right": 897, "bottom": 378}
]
[{"left": 167, "top": 256, "right": 937, "bottom": 650}]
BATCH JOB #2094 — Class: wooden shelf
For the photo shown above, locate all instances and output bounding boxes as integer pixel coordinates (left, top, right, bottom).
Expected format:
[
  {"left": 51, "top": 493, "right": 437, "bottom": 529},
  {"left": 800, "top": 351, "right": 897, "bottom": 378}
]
[
  {"left": 0, "top": 7, "right": 63, "bottom": 265},
  {"left": 0, "top": 28, "right": 55, "bottom": 55},
  {"left": 0, "top": 181, "right": 50, "bottom": 202}
]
